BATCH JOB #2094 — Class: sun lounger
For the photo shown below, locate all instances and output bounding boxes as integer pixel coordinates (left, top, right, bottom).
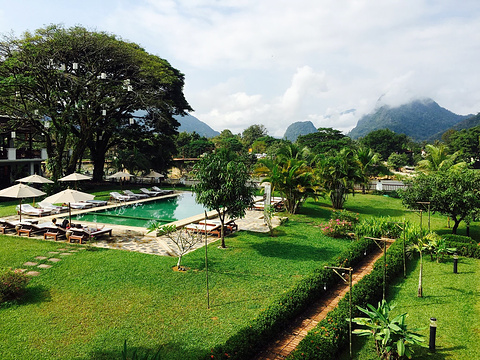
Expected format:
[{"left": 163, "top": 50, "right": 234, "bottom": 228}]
[
  {"left": 43, "top": 226, "right": 68, "bottom": 241},
  {"left": 16, "top": 204, "right": 52, "bottom": 217},
  {"left": 198, "top": 219, "right": 238, "bottom": 232},
  {"left": 140, "top": 188, "right": 161, "bottom": 197},
  {"left": 110, "top": 191, "right": 136, "bottom": 202},
  {"left": 123, "top": 190, "right": 149, "bottom": 199},
  {"left": 151, "top": 186, "right": 174, "bottom": 195},
  {"left": 184, "top": 223, "right": 223, "bottom": 238},
  {"left": 69, "top": 202, "right": 95, "bottom": 209},
  {"left": 17, "top": 222, "right": 53, "bottom": 237},
  {"left": 0, "top": 219, "right": 22, "bottom": 234},
  {"left": 38, "top": 201, "right": 69, "bottom": 214},
  {"left": 86, "top": 200, "right": 108, "bottom": 207},
  {"left": 68, "top": 227, "right": 112, "bottom": 244}
]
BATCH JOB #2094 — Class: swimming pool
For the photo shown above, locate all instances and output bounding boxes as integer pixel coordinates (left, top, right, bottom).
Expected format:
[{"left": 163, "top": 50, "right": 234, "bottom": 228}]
[{"left": 73, "top": 192, "right": 207, "bottom": 228}]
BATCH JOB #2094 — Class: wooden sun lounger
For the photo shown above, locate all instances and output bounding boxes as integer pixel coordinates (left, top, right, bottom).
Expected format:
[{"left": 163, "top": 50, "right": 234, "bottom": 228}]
[
  {"left": 16, "top": 222, "right": 52, "bottom": 237},
  {"left": 0, "top": 219, "right": 21, "bottom": 234},
  {"left": 68, "top": 227, "right": 113, "bottom": 244},
  {"left": 184, "top": 223, "right": 223, "bottom": 238},
  {"left": 43, "top": 226, "right": 68, "bottom": 241},
  {"left": 198, "top": 219, "right": 238, "bottom": 232}
]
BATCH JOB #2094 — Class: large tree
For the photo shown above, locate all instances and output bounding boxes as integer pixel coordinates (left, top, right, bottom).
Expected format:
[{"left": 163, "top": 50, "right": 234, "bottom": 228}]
[
  {"left": 193, "top": 149, "right": 256, "bottom": 248},
  {"left": 0, "top": 25, "right": 191, "bottom": 181},
  {"left": 400, "top": 169, "right": 480, "bottom": 234},
  {"left": 296, "top": 127, "right": 352, "bottom": 155},
  {"left": 359, "top": 129, "right": 411, "bottom": 161}
]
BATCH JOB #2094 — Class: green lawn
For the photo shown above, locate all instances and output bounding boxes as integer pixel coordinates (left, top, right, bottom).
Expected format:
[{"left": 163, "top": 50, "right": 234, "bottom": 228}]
[
  {"left": 0, "top": 199, "right": 352, "bottom": 360},
  {"left": 342, "top": 256, "right": 480, "bottom": 359},
  {"left": 1, "top": 193, "right": 478, "bottom": 359}
]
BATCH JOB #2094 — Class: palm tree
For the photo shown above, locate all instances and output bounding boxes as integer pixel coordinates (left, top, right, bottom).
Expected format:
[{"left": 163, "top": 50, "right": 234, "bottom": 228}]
[
  {"left": 417, "top": 143, "right": 466, "bottom": 173},
  {"left": 255, "top": 144, "right": 320, "bottom": 214},
  {"left": 355, "top": 146, "right": 381, "bottom": 194},
  {"left": 317, "top": 148, "right": 362, "bottom": 209}
]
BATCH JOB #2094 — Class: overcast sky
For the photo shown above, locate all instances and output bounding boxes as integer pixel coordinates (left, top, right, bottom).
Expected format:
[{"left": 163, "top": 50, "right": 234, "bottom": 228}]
[{"left": 1, "top": 0, "right": 479, "bottom": 137}]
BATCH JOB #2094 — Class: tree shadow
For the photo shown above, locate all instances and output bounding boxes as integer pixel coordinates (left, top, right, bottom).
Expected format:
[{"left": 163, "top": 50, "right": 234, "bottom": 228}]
[
  {"left": 251, "top": 240, "right": 337, "bottom": 261},
  {"left": 0, "top": 285, "right": 51, "bottom": 309}
]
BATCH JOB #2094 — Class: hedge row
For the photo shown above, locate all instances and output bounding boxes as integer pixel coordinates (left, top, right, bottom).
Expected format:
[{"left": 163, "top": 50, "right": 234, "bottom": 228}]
[
  {"left": 204, "top": 237, "right": 378, "bottom": 360},
  {"left": 442, "top": 234, "right": 480, "bottom": 258},
  {"left": 287, "top": 236, "right": 406, "bottom": 359}
]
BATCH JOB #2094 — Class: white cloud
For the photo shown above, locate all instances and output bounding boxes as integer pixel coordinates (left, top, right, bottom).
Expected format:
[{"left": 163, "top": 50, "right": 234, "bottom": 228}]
[{"left": 1, "top": 0, "right": 480, "bottom": 136}]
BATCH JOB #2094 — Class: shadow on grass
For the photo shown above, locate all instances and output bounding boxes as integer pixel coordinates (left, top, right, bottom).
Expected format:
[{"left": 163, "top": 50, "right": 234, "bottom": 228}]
[
  {"left": 0, "top": 285, "right": 51, "bottom": 309},
  {"left": 85, "top": 341, "right": 204, "bottom": 360},
  {"left": 251, "top": 240, "right": 336, "bottom": 261}
]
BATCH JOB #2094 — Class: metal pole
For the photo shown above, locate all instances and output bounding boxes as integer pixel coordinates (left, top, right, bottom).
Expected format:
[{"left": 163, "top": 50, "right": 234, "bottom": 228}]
[
  {"left": 204, "top": 211, "right": 210, "bottom": 309},
  {"left": 429, "top": 317, "right": 437, "bottom": 352},
  {"left": 453, "top": 253, "right": 458, "bottom": 274},
  {"left": 403, "top": 222, "right": 406, "bottom": 278},
  {"left": 383, "top": 239, "right": 386, "bottom": 301},
  {"left": 349, "top": 268, "right": 353, "bottom": 359}
]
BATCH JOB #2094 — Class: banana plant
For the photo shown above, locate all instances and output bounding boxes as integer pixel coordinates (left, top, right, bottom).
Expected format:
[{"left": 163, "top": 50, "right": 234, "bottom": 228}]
[{"left": 352, "top": 300, "right": 424, "bottom": 359}]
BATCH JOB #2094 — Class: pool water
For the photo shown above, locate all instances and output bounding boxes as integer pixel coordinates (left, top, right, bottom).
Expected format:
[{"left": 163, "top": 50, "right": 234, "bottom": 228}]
[{"left": 73, "top": 192, "right": 207, "bottom": 228}]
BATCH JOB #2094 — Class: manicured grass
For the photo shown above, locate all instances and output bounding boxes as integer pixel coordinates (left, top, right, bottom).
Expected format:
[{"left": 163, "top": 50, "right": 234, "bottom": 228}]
[
  {"left": 343, "top": 256, "right": 480, "bottom": 359},
  {"left": 1, "top": 193, "right": 478, "bottom": 360},
  {"left": 0, "top": 200, "right": 352, "bottom": 360}
]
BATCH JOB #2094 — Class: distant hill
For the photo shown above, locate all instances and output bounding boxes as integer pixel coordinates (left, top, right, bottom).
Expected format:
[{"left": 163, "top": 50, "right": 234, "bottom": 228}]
[
  {"left": 348, "top": 98, "right": 469, "bottom": 141},
  {"left": 174, "top": 113, "right": 219, "bottom": 138},
  {"left": 283, "top": 121, "right": 318, "bottom": 142}
]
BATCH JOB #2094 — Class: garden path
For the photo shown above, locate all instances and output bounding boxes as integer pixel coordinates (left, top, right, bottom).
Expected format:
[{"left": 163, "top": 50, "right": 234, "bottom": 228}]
[{"left": 254, "top": 242, "right": 392, "bottom": 360}]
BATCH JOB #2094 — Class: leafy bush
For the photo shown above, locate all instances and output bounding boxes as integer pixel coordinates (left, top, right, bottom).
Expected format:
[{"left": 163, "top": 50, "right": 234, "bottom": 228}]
[
  {"left": 442, "top": 234, "right": 477, "bottom": 244},
  {"left": 0, "top": 268, "right": 30, "bottom": 303},
  {"left": 355, "top": 216, "right": 404, "bottom": 239},
  {"left": 330, "top": 209, "right": 359, "bottom": 224},
  {"left": 321, "top": 219, "right": 355, "bottom": 238}
]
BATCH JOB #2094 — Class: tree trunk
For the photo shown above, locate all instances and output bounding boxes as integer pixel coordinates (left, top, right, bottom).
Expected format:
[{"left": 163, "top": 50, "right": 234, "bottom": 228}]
[
  {"left": 452, "top": 219, "right": 461, "bottom": 234},
  {"left": 218, "top": 209, "right": 226, "bottom": 248}
]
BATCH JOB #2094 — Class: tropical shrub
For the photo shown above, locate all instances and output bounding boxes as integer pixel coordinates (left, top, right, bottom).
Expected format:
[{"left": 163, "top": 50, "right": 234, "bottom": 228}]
[
  {"left": 352, "top": 300, "right": 424, "bottom": 359},
  {"left": 355, "top": 216, "right": 404, "bottom": 239},
  {"left": 321, "top": 219, "right": 355, "bottom": 238},
  {"left": 330, "top": 209, "right": 359, "bottom": 224},
  {"left": 0, "top": 268, "right": 30, "bottom": 303}
]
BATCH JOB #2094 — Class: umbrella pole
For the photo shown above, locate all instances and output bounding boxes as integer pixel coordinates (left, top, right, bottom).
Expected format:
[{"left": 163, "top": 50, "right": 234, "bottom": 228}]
[
  {"left": 19, "top": 198, "right": 22, "bottom": 222},
  {"left": 68, "top": 203, "right": 72, "bottom": 226}
]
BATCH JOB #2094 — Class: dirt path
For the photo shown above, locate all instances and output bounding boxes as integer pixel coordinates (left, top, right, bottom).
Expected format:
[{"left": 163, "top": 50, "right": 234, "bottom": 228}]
[{"left": 254, "top": 245, "right": 390, "bottom": 360}]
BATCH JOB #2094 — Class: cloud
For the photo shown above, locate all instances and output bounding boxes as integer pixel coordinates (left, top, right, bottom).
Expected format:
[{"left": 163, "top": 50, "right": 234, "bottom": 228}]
[{"left": 1, "top": 0, "right": 480, "bottom": 136}]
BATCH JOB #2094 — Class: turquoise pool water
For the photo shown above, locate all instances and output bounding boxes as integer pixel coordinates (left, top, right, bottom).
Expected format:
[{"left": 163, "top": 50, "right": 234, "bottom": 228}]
[{"left": 73, "top": 192, "right": 206, "bottom": 228}]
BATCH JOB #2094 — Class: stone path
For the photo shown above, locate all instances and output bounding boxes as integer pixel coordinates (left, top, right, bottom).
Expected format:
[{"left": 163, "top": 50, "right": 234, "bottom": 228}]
[
  {"left": 17, "top": 247, "right": 83, "bottom": 276},
  {"left": 254, "top": 244, "right": 391, "bottom": 360}
]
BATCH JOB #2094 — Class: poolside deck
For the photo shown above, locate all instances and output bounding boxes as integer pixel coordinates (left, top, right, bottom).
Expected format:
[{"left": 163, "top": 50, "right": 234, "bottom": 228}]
[{"left": 4, "top": 193, "right": 281, "bottom": 257}]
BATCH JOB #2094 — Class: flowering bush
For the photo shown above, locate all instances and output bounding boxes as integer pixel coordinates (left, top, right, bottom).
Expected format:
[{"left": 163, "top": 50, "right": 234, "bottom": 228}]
[
  {"left": 0, "top": 268, "right": 30, "bottom": 303},
  {"left": 330, "top": 209, "right": 359, "bottom": 224},
  {"left": 321, "top": 218, "right": 355, "bottom": 238}
]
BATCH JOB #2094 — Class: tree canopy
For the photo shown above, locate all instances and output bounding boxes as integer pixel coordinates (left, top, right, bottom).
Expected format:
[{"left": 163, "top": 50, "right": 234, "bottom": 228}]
[
  {"left": 0, "top": 25, "right": 191, "bottom": 180},
  {"left": 296, "top": 127, "right": 352, "bottom": 155},
  {"left": 359, "top": 129, "right": 411, "bottom": 160},
  {"left": 400, "top": 169, "right": 480, "bottom": 234},
  {"left": 193, "top": 149, "right": 256, "bottom": 248}
]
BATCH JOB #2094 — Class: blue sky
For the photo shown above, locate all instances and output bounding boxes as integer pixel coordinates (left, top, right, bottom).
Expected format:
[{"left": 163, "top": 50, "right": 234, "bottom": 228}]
[{"left": 1, "top": 0, "right": 479, "bottom": 137}]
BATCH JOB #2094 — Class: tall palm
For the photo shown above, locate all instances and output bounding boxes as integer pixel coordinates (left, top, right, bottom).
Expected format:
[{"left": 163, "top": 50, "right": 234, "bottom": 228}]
[
  {"left": 256, "top": 146, "right": 320, "bottom": 214},
  {"left": 318, "top": 148, "right": 362, "bottom": 209},
  {"left": 355, "top": 146, "right": 381, "bottom": 194}
]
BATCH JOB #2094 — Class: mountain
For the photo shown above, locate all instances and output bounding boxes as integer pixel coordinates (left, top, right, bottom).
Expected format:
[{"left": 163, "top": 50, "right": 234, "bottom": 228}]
[
  {"left": 348, "top": 98, "right": 469, "bottom": 141},
  {"left": 174, "top": 113, "right": 219, "bottom": 138},
  {"left": 283, "top": 121, "right": 318, "bottom": 142}
]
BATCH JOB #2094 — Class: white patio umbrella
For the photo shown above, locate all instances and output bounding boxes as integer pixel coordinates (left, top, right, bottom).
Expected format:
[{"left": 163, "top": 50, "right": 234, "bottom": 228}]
[
  {"left": 15, "top": 174, "right": 53, "bottom": 205},
  {"left": 107, "top": 171, "right": 132, "bottom": 180},
  {"left": 145, "top": 170, "right": 164, "bottom": 178},
  {"left": 16, "top": 174, "right": 54, "bottom": 184},
  {"left": 0, "top": 183, "right": 46, "bottom": 221},
  {"left": 43, "top": 189, "right": 95, "bottom": 224},
  {"left": 58, "top": 172, "right": 92, "bottom": 190}
]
